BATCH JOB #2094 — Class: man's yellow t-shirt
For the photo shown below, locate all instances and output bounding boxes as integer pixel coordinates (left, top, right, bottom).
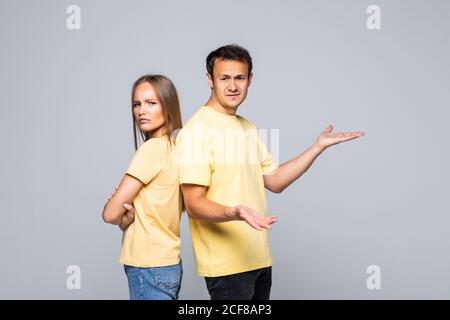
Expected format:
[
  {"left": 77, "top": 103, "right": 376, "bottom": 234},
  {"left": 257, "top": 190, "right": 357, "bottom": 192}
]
[
  {"left": 119, "top": 136, "right": 182, "bottom": 268},
  {"left": 176, "top": 106, "right": 278, "bottom": 277}
]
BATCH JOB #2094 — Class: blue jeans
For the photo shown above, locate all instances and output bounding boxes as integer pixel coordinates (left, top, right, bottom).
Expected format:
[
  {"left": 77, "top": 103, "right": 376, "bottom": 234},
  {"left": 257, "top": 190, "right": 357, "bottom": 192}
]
[{"left": 124, "top": 261, "right": 183, "bottom": 300}]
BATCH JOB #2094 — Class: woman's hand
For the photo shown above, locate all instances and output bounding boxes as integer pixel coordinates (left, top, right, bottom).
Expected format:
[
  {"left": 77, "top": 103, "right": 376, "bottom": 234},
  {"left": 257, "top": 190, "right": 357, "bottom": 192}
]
[
  {"left": 119, "top": 203, "right": 136, "bottom": 231},
  {"left": 106, "top": 186, "right": 136, "bottom": 230}
]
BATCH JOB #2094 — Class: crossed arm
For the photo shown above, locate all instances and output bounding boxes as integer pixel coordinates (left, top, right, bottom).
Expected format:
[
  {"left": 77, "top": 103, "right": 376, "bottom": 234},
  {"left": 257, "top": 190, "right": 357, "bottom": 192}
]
[{"left": 102, "top": 174, "right": 141, "bottom": 230}]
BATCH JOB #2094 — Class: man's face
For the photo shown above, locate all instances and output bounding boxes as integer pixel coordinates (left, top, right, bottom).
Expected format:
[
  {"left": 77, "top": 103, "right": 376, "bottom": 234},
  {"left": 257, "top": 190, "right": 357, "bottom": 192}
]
[{"left": 207, "top": 59, "right": 252, "bottom": 110}]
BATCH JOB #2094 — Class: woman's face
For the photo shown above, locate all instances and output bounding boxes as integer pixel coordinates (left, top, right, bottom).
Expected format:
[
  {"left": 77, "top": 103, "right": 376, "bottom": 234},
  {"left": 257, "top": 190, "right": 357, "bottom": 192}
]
[{"left": 132, "top": 82, "right": 165, "bottom": 138}]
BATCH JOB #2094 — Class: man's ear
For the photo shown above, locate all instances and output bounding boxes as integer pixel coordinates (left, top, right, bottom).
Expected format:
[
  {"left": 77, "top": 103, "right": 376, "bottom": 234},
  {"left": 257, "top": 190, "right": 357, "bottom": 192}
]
[
  {"left": 248, "top": 72, "right": 253, "bottom": 87},
  {"left": 206, "top": 73, "right": 213, "bottom": 89}
]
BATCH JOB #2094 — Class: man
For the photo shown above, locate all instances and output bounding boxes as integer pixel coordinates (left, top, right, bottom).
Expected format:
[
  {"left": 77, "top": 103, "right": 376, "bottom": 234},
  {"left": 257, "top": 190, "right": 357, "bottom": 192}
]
[{"left": 178, "top": 44, "right": 365, "bottom": 300}]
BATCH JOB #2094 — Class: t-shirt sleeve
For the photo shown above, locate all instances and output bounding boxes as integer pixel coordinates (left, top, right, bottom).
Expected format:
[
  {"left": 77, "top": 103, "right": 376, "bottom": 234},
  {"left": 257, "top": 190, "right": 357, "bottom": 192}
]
[
  {"left": 176, "top": 127, "right": 212, "bottom": 186},
  {"left": 126, "top": 139, "right": 167, "bottom": 185},
  {"left": 257, "top": 130, "right": 279, "bottom": 175}
]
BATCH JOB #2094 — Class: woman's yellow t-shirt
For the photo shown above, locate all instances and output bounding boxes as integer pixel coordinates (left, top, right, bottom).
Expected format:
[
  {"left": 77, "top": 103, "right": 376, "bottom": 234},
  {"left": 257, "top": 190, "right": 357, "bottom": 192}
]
[{"left": 119, "top": 136, "right": 182, "bottom": 268}]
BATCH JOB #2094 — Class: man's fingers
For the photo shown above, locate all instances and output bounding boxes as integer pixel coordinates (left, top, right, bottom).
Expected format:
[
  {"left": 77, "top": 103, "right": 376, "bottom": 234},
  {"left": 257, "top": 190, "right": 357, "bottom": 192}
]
[
  {"left": 259, "top": 217, "right": 273, "bottom": 230},
  {"left": 331, "top": 131, "right": 364, "bottom": 143},
  {"left": 341, "top": 134, "right": 363, "bottom": 142},
  {"left": 259, "top": 219, "right": 271, "bottom": 230},
  {"left": 342, "top": 131, "right": 365, "bottom": 137},
  {"left": 266, "top": 215, "right": 277, "bottom": 221},
  {"left": 323, "top": 124, "right": 333, "bottom": 134},
  {"left": 256, "top": 215, "right": 277, "bottom": 230},
  {"left": 246, "top": 216, "right": 264, "bottom": 231},
  {"left": 252, "top": 220, "right": 263, "bottom": 231},
  {"left": 261, "top": 216, "right": 277, "bottom": 229},
  {"left": 345, "top": 132, "right": 363, "bottom": 137},
  {"left": 237, "top": 206, "right": 275, "bottom": 231}
]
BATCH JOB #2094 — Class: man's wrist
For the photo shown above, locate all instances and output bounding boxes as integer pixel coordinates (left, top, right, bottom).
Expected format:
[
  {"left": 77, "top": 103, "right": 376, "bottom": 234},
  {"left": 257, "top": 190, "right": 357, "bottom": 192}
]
[
  {"left": 311, "top": 143, "right": 326, "bottom": 155},
  {"left": 225, "top": 206, "right": 240, "bottom": 221}
]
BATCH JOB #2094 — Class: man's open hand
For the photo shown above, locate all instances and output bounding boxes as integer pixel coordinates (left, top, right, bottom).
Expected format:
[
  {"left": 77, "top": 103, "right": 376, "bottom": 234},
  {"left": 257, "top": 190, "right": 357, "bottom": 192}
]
[{"left": 231, "top": 205, "right": 277, "bottom": 231}]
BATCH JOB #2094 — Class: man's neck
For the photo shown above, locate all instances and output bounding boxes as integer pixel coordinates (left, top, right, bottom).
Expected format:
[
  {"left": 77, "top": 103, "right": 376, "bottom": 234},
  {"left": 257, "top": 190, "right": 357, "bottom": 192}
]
[{"left": 205, "top": 97, "right": 237, "bottom": 116}]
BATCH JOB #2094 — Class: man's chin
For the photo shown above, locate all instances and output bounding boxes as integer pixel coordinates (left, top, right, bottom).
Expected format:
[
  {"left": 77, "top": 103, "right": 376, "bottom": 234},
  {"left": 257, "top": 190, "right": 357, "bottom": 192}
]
[{"left": 224, "top": 102, "right": 241, "bottom": 110}]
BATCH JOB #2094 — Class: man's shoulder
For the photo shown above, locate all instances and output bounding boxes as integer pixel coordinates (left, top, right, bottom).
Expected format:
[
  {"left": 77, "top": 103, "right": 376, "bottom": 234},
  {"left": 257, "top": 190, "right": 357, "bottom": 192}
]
[
  {"left": 176, "top": 107, "right": 208, "bottom": 143},
  {"left": 180, "top": 106, "right": 256, "bottom": 132},
  {"left": 182, "top": 106, "right": 209, "bottom": 127},
  {"left": 235, "top": 114, "right": 256, "bottom": 128}
]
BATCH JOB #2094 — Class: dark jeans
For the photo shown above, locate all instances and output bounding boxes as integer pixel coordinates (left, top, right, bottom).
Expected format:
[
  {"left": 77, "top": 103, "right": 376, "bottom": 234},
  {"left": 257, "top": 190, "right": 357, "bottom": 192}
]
[{"left": 204, "top": 266, "right": 272, "bottom": 300}]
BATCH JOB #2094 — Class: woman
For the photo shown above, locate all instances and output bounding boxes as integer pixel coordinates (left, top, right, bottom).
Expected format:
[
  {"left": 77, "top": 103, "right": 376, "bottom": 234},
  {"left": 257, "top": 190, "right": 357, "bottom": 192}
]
[{"left": 102, "top": 74, "right": 183, "bottom": 300}]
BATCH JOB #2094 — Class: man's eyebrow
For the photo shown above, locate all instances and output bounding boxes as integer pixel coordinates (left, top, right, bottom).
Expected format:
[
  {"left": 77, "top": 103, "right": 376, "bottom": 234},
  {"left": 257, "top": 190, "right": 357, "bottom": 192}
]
[{"left": 217, "top": 74, "right": 247, "bottom": 78}]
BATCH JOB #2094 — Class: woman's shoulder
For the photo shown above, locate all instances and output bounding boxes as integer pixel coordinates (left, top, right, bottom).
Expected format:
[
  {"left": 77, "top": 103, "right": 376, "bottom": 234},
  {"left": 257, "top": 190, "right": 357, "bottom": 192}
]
[{"left": 137, "top": 136, "right": 172, "bottom": 154}]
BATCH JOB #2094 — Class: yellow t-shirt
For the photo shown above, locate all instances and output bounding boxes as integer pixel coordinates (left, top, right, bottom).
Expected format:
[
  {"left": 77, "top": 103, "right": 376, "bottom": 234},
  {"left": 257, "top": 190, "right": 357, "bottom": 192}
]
[
  {"left": 176, "top": 106, "right": 278, "bottom": 277},
  {"left": 119, "top": 136, "right": 182, "bottom": 268}
]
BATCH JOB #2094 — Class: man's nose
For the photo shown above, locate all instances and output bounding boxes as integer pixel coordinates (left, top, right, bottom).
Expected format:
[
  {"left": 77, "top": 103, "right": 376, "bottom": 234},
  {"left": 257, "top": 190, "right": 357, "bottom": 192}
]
[{"left": 228, "top": 80, "right": 237, "bottom": 92}]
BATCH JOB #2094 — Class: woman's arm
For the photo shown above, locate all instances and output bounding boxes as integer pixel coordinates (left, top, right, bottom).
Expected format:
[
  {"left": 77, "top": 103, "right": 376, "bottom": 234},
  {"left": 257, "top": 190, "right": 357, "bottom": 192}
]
[
  {"left": 102, "top": 174, "right": 143, "bottom": 225},
  {"left": 105, "top": 188, "right": 136, "bottom": 230}
]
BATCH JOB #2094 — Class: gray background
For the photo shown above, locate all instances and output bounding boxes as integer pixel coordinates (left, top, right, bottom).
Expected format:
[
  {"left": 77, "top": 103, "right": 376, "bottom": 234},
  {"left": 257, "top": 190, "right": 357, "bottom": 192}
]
[{"left": 1, "top": 0, "right": 449, "bottom": 299}]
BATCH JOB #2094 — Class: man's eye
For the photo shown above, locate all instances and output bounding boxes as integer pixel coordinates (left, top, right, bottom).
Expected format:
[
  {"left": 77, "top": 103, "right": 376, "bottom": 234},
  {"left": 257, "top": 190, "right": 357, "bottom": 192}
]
[{"left": 132, "top": 103, "right": 140, "bottom": 108}]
